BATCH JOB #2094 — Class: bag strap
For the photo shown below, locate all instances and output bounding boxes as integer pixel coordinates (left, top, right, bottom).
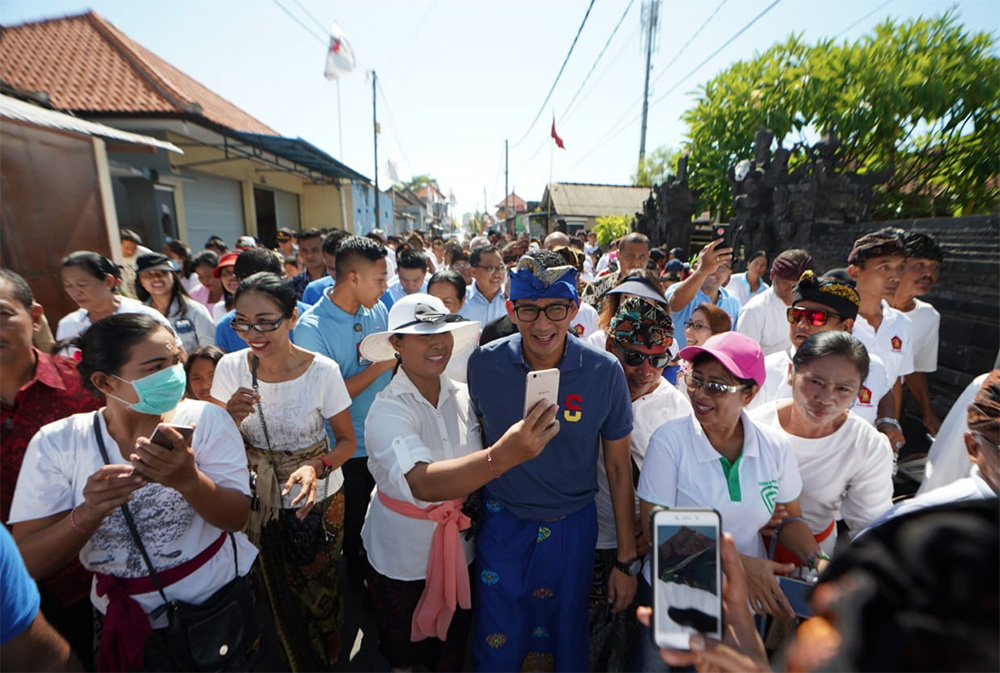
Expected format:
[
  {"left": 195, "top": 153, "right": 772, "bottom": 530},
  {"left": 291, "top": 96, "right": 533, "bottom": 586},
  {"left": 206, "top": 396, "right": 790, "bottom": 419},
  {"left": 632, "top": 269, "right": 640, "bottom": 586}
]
[
  {"left": 250, "top": 355, "right": 281, "bottom": 479},
  {"left": 92, "top": 412, "right": 170, "bottom": 606}
]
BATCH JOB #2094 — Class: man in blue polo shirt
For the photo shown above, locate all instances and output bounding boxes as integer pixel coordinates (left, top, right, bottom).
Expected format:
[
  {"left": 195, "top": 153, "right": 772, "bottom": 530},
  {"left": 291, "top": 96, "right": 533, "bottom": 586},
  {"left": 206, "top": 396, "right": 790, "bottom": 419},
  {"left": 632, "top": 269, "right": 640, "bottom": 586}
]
[
  {"left": 667, "top": 237, "right": 742, "bottom": 348},
  {"left": 467, "top": 251, "right": 638, "bottom": 672},
  {"left": 295, "top": 236, "right": 393, "bottom": 584}
]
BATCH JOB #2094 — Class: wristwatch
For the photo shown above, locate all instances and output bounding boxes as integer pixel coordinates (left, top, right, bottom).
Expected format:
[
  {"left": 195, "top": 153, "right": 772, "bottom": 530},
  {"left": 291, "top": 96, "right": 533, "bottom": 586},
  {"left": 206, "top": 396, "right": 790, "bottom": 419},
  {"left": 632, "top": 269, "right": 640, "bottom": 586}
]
[
  {"left": 315, "top": 456, "right": 333, "bottom": 480},
  {"left": 613, "top": 556, "right": 643, "bottom": 576}
]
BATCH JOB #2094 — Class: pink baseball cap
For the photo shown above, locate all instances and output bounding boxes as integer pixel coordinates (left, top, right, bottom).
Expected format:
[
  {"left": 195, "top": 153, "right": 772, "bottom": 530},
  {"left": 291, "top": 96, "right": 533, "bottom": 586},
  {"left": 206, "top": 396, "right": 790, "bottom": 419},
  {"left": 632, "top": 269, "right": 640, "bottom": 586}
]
[{"left": 678, "top": 331, "right": 766, "bottom": 386}]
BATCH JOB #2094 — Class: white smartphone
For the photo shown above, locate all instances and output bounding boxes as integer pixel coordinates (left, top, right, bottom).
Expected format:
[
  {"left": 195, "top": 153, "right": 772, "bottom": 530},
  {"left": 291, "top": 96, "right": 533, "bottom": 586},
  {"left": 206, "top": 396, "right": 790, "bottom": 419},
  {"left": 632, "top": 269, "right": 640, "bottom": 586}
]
[
  {"left": 148, "top": 424, "right": 195, "bottom": 450},
  {"left": 523, "top": 368, "right": 560, "bottom": 416},
  {"left": 651, "top": 507, "right": 723, "bottom": 650}
]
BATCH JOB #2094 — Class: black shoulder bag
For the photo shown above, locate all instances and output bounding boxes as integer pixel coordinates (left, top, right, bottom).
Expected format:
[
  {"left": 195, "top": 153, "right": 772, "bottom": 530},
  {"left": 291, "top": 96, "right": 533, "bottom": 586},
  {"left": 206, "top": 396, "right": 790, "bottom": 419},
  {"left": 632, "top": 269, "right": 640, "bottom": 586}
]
[
  {"left": 93, "top": 412, "right": 258, "bottom": 671},
  {"left": 250, "top": 355, "right": 324, "bottom": 566}
]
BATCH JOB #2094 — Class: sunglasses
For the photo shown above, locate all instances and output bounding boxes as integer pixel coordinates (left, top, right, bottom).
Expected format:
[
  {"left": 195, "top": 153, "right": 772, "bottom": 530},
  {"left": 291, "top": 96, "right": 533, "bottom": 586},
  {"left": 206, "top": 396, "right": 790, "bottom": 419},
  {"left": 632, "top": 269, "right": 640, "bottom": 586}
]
[
  {"left": 686, "top": 377, "right": 748, "bottom": 396},
  {"left": 786, "top": 306, "right": 842, "bottom": 326},
  {"left": 616, "top": 345, "right": 671, "bottom": 369},
  {"left": 231, "top": 316, "right": 287, "bottom": 333}
]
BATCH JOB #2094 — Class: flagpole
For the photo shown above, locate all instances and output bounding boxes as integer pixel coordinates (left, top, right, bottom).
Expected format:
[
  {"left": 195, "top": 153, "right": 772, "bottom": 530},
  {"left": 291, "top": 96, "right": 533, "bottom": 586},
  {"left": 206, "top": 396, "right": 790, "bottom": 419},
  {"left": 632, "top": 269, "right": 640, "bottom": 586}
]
[
  {"left": 549, "top": 114, "right": 555, "bottom": 234},
  {"left": 336, "top": 79, "right": 344, "bottom": 159}
]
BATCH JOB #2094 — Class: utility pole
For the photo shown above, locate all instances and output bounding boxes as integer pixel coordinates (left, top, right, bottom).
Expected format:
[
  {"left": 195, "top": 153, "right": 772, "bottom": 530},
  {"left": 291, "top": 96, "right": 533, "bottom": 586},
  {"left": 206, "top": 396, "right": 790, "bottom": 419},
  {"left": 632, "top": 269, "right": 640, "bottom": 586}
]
[
  {"left": 504, "top": 139, "right": 509, "bottom": 235},
  {"left": 372, "top": 70, "right": 380, "bottom": 228},
  {"left": 638, "top": 0, "right": 660, "bottom": 170}
]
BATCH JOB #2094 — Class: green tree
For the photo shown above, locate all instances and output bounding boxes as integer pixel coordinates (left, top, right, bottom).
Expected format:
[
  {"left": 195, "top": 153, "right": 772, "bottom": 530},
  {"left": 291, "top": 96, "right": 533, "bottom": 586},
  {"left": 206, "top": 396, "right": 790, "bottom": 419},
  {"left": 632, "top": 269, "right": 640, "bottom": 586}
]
[
  {"left": 399, "top": 174, "right": 440, "bottom": 193},
  {"left": 632, "top": 146, "right": 679, "bottom": 186},
  {"left": 682, "top": 12, "right": 1000, "bottom": 218},
  {"left": 592, "top": 214, "right": 632, "bottom": 247}
]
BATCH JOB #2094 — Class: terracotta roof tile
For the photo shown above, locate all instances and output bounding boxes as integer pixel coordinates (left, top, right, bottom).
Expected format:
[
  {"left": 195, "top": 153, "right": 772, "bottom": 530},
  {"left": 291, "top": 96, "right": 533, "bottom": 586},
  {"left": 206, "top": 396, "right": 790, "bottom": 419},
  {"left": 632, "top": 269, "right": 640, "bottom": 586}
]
[{"left": 0, "top": 11, "right": 278, "bottom": 135}]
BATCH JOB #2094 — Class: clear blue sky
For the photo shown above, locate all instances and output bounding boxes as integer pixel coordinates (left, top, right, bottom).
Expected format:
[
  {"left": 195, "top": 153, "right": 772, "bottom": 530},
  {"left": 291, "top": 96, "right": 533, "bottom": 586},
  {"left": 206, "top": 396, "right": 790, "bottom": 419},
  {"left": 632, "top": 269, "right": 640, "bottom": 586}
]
[{"left": 2, "top": 0, "right": 997, "bottom": 219}]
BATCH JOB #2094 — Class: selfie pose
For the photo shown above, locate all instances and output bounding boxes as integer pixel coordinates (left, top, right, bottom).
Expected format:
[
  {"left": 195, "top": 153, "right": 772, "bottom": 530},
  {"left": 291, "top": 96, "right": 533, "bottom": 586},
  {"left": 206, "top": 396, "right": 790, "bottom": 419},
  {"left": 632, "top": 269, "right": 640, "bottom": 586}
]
[
  {"left": 9, "top": 314, "right": 257, "bottom": 672},
  {"left": 212, "top": 272, "right": 357, "bottom": 671}
]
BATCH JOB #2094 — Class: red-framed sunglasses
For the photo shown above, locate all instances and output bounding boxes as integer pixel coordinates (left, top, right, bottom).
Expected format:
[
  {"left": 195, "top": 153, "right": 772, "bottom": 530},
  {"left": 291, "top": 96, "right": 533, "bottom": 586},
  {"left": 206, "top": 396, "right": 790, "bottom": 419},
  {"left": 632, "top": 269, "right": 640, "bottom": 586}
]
[{"left": 786, "top": 306, "right": 842, "bottom": 326}]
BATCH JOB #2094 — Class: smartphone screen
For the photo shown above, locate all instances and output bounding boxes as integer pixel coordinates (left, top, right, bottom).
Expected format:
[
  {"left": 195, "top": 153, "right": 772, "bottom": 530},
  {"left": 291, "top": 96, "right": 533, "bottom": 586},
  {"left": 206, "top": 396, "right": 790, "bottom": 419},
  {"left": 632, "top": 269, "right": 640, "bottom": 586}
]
[{"left": 652, "top": 508, "right": 723, "bottom": 649}]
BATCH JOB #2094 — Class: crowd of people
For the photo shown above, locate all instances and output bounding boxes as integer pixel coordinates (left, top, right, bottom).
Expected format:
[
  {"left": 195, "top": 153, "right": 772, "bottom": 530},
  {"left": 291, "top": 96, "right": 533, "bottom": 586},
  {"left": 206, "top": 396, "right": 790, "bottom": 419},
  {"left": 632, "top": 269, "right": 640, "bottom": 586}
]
[{"left": 0, "top": 223, "right": 996, "bottom": 673}]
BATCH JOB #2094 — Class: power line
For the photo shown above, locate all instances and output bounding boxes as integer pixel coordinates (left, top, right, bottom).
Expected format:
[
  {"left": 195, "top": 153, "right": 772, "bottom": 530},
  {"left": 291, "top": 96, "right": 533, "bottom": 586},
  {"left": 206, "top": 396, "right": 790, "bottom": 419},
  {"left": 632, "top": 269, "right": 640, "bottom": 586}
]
[
  {"left": 512, "top": 0, "right": 598, "bottom": 148},
  {"left": 375, "top": 80, "right": 415, "bottom": 177},
  {"left": 561, "top": 0, "right": 637, "bottom": 121},
  {"left": 835, "top": 0, "right": 894, "bottom": 39},
  {"left": 270, "top": 0, "right": 327, "bottom": 47},
  {"left": 568, "top": 0, "right": 785, "bottom": 171},
  {"left": 650, "top": 0, "right": 729, "bottom": 90},
  {"left": 287, "top": 0, "right": 328, "bottom": 35}
]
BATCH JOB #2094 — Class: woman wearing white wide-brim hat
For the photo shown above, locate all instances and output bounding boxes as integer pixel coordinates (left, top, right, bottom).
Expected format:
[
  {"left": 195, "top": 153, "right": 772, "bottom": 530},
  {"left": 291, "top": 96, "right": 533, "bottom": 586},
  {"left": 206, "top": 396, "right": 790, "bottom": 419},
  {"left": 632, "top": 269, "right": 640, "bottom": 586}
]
[{"left": 359, "top": 293, "right": 561, "bottom": 671}]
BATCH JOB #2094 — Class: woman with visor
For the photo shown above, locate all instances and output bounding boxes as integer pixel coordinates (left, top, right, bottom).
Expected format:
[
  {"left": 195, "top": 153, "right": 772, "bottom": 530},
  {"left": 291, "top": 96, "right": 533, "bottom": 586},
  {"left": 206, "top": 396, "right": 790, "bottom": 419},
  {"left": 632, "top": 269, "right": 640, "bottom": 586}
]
[{"left": 360, "top": 293, "right": 559, "bottom": 671}]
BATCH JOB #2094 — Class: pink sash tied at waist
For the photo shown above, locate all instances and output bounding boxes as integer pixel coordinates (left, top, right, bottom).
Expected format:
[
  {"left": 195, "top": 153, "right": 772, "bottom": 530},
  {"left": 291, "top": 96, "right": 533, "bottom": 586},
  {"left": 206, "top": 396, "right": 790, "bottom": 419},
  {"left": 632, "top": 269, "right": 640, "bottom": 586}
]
[{"left": 376, "top": 489, "right": 472, "bottom": 642}]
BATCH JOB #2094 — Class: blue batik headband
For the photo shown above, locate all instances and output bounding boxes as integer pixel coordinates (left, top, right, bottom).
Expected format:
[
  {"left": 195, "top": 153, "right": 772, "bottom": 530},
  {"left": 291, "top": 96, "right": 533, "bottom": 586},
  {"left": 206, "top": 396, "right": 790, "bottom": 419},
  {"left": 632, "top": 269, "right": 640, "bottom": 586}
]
[{"left": 508, "top": 255, "right": 579, "bottom": 303}]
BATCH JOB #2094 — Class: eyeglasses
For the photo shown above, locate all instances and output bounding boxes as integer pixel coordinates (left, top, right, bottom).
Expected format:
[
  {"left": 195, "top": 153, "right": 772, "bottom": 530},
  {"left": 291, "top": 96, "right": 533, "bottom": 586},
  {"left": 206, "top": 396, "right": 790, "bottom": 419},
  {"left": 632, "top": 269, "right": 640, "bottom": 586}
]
[
  {"left": 451, "top": 263, "right": 471, "bottom": 270},
  {"left": 686, "top": 377, "right": 748, "bottom": 396},
  {"left": 786, "top": 306, "right": 842, "bottom": 326},
  {"left": 512, "top": 303, "right": 573, "bottom": 322},
  {"left": 615, "top": 344, "right": 671, "bottom": 369},
  {"left": 475, "top": 265, "right": 505, "bottom": 275},
  {"left": 684, "top": 320, "right": 709, "bottom": 332},
  {"left": 231, "top": 316, "right": 287, "bottom": 333}
]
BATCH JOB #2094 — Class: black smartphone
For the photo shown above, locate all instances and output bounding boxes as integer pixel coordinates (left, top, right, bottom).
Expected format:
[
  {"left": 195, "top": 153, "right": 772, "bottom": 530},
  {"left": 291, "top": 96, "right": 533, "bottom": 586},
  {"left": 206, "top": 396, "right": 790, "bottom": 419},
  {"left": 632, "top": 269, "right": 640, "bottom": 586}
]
[
  {"left": 149, "top": 424, "right": 194, "bottom": 450},
  {"left": 712, "top": 223, "right": 732, "bottom": 249}
]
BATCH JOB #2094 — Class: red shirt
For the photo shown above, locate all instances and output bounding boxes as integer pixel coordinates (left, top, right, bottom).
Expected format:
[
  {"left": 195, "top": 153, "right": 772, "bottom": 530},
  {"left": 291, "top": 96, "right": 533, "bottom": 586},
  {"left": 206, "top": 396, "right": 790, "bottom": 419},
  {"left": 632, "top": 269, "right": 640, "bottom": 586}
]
[{"left": 1, "top": 348, "right": 103, "bottom": 605}]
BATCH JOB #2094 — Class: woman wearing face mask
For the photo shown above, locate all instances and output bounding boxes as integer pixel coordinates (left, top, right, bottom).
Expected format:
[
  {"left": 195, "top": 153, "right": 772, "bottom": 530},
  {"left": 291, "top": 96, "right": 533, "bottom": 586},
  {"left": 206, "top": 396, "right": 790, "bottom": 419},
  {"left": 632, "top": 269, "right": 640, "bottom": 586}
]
[
  {"left": 749, "top": 331, "right": 894, "bottom": 559},
  {"left": 8, "top": 314, "right": 258, "bottom": 672},
  {"left": 56, "top": 251, "right": 180, "bottom": 357},
  {"left": 211, "top": 272, "right": 357, "bottom": 671},
  {"left": 360, "top": 294, "right": 559, "bottom": 671},
  {"left": 638, "top": 332, "right": 825, "bottom": 622}
]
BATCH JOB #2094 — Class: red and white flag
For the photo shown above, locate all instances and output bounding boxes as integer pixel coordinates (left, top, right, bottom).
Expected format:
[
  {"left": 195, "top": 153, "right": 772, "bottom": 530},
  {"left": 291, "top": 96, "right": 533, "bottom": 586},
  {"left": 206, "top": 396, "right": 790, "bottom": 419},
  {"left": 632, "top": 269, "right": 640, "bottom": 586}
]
[
  {"left": 551, "top": 117, "right": 565, "bottom": 149},
  {"left": 324, "top": 21, "right": 356, "bottom": 80}
]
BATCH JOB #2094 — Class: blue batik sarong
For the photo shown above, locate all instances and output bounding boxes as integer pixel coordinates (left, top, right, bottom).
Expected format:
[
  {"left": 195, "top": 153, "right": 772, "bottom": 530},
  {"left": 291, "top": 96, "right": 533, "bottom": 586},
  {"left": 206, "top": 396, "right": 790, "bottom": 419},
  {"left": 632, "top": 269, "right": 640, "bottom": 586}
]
[{"left": 472, "top": 491, "right": 597, "bottom": 672}]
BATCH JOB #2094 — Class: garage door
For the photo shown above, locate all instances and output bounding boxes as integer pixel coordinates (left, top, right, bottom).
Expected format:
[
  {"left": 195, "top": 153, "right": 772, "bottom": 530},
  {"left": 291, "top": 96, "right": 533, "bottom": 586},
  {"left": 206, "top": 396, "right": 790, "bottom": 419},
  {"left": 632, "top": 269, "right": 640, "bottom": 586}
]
[{"left": 183, "top": 175, "right": 244, "bottom": 251}]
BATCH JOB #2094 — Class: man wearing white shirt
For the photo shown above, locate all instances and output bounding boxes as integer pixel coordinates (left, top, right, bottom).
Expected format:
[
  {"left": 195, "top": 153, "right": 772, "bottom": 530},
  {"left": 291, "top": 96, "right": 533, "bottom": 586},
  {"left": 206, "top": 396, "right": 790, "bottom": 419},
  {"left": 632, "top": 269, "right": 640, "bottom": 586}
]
[
  {"left": 737, "top": 249, "right": 813, "bottom": 355},
  {"left": 385, "top": 247, "right": 429, "bottom": 304},
  {"left": 462, "top": 245, "right": 506, "bottom": 328},
  {"left": 847, "top": 229, "right": 914, "bottom": 453},
  {"left": 891, "top": 232, "right": 944, "bottom": 435}
]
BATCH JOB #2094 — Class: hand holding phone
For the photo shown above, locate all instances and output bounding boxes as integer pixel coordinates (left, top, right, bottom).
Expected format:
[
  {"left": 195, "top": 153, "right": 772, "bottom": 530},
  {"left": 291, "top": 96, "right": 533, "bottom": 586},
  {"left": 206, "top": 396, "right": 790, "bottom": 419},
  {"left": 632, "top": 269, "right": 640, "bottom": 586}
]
[
  {"left": 524, "top": 368, "right": 560, "bottom": 417},
  {"left": 651, "top": 508, "right": 723, "bottom": 650},
  {"left": 149, "top": 424, "right": 195, "bottom": 451}
]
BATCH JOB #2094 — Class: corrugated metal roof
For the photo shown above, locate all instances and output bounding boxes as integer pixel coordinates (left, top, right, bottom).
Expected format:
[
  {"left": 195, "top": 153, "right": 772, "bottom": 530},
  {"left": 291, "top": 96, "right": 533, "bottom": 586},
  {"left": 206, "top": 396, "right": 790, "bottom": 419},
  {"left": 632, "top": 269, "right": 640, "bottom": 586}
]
[
  {"left": 0, "top": 93, "right": 182, "bottom": 152},
  {"left": 547, "top": 182, "right": 650, "bottom": 218},
  {"left": 228, "top": 131, "right": 369, "bottom": 183}
]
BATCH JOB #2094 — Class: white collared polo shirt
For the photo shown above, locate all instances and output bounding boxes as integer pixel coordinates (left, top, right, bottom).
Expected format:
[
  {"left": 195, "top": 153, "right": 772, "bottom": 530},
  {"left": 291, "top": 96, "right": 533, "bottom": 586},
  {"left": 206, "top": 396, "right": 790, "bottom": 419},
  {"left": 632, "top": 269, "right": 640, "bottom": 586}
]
[
  {"left": 637, "top": 410, "right": 802, "bottom": 561},
  {"left": 852, "top": 301, "right": 914, "bottom": 383}
]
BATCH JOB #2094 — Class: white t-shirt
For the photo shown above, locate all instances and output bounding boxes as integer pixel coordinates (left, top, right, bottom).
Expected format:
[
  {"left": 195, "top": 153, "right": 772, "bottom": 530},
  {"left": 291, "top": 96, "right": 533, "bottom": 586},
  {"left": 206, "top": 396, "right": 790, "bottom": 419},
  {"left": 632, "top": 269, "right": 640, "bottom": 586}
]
[
  {"left": 211, "top": 350, "right": 352, "bottom": 493},
  {"left": 750, "top": 347, "right": 893, "bottom": 425},
  {"left": 571, "top": 302, "right": 601, "bottom": 339},
  {"left": 749, "top": 401, "right": 894, "bottom": 553},
  {"left": 736, "top": 288, "right": 792, "bottom": 356},
  {"left": 901, "top": 298, "right": 940, "bottom": 373},
  {"left": 727, "top": 272, "right": 768, "bottom": 307},
  {"left": 212, "top": 300, "right": 229, "bottom": 323},
  {"left": 144, "top": 297, "right": 216, "bottom": 353},
  {"left": 852, "top": 301, "right": 915, "bottom": 383},
  {"left": 362, "top": 370, "right": 481, "bottom": 581},
  {"left": 596, "top": 381, "right": 691, "bottom": 549},
  {"left": 637, "top": 410, "right": 802, "bottom": 564},
  {"left": 8, "top": 402, "right": 257, "bottom": 626},
  {"left": 918, "top": 373, "right": 987, "bottom": 494},
  {"left": 55, "top": 296, "right": 181, "bottom": 355}
]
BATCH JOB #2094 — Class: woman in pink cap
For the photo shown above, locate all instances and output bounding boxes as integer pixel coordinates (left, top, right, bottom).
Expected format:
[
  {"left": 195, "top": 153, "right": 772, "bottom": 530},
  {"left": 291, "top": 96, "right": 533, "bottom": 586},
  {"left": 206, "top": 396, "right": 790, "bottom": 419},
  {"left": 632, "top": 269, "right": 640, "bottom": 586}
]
[{"left": 637, "top": 331, "right": 828, "bottom": 620}]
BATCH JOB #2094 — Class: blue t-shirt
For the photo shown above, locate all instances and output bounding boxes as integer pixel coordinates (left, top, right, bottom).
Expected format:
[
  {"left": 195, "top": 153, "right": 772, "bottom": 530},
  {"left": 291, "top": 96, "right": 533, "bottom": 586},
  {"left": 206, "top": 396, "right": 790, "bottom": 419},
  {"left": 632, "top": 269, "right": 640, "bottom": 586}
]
[
  {"left": 468, "top": 333, "right": 633, "bottom": 521},
  {"left": 214, "top": 301, "right": 312, "bottom": 354},
  {"left": 0, "top": 526, "right": 40, "bottom": 645},
  {"left": 302, "top": 276, "right": 335, "bottom": 306},
  {"left": 666, "top": 284, "right": 742, "bottom": 349},
  {"left": 295, "top": 295, "right": 391, "bottom": 458}
]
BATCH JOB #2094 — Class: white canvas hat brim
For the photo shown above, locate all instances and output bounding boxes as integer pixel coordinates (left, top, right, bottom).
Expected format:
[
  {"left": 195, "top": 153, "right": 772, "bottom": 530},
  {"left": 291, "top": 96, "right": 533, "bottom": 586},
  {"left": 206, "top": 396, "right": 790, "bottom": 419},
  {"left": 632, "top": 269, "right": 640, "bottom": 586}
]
[{"left": 359, "top": 319, "right": 481, "bottom": 363}]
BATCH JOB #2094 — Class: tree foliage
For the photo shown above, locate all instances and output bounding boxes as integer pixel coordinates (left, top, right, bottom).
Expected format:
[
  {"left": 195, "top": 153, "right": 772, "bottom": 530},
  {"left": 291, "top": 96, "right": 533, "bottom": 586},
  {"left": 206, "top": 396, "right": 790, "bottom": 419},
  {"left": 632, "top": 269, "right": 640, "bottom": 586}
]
[
  {"left": 592, "top": 214, "right": 632, "bottom": 247},
  {"left": 682, "top": 12, "right": 1000, "bottom": 218},
  {"left": 399, "top": 174, "right": 440, "bottom": 193},
  {"left": 633, "top": 146, "right": 679, "bottom": 186}
]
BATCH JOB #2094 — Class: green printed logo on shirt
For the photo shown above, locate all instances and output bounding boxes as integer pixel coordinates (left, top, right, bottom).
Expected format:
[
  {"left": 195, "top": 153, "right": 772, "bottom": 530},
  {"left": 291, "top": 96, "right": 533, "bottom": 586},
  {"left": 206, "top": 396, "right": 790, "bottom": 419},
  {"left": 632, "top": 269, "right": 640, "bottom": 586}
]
[{"left": 759, "top": 480, "right": 779, "bottom": 514}]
